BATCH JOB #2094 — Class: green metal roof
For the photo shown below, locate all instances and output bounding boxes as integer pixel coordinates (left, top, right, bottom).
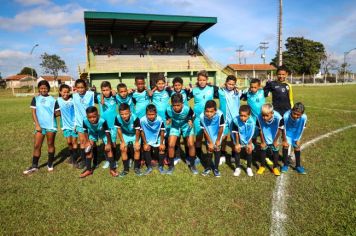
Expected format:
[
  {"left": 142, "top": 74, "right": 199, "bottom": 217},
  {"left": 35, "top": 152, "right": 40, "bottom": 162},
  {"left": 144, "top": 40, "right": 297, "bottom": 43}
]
[{"left": 84, "top": 11, "right": 217, "bottom": 36}]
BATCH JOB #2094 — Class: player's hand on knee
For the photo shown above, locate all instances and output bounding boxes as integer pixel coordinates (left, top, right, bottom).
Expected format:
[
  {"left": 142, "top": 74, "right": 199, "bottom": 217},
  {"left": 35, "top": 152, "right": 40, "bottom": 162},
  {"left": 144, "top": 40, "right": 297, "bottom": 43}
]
[
  {"left": 208, "top": 142, "right": 214, "bottom": 152},
  {"left": 104, "top": 144, "right": 111, "bottom": 152},
  {"left": 282, "top": 140, "right": 289, "bottom": 148},
  {"left": 235, "top": 144, "right": 241, "bottom": 153},
  {"left": 120, "top": 142, "right": 126, "bottom": 152},
  {"left": 134, "top": 142, "right": 140, "bottom": 151},
  {"left": 143, "top": 143, "right": 150, "bottom": 152},
  {"left": 260, "top": 142, "right": 267, "bottom": 149},
  {"left": 159, "top": 144, "right": 165, "bottom": 152}
]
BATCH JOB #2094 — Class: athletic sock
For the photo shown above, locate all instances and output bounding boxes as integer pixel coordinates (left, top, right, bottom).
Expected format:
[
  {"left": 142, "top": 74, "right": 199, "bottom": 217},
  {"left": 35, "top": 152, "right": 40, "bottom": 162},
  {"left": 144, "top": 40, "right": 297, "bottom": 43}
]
[
  {"left": 108, "top": 156, "right": 115, "bottom": 170},
  {"left": 112, "top": 146, "right": 117, "bottom": 162},
  {"left": 272, "top": 151, "right": 279, "bottom": 168},
  {"left": 92, "top": 146, "right": 98, "bottom": 167},
  {"left": 295, "top": 150, "right": 301, "bottom": 167},
  {"left": 80, "top": 149, "right": 86, "bottom": 163},
  {"left": 158, "top": 153, "right": 165, "bottom": 167},
  {"left": 196, "top": 147, "right": 205, "bottom": 168},
  {"left": 214, "top": 151, "right": 221, "bottom": 170},
  {"left": 260, "top": 149, "right": 266, "bottom": 167},
  {"left": 189, "top": 156, "right": 196, "bottom": 167},
  {"left": 32, "top": 156, "right": 39, "bottom": 168},
  {"left": 206, "top": 152, "right": 213, "bottom": 170},
  {"left": 122, "top": 159, "right": 129, "bottom": 172},
  {"left": 134, "top": 159, "right": 140, "bottom": 169},
  {"left": 282, "top": 148, "right": 289, "bottom": 166},
  {"left": 71, "top": 148, "right": 78, "bottom": 163},
  {"left": 143, "top": 151, "right": 152, "bottom": 168},
  {"left": 246, "top": 153, "right": 252, "bottom": 168},
  {"left": 221, "top": 150, "right": 227, "bottom": 157},
  {"left": 48, "top": 152, "right": 55, "bottom": 167},
  {"left": 85, "top": 157, "right": 92, "bottom": 171},
  {"left": 234, "top": 151, "right": 240, "bottom": 168}
]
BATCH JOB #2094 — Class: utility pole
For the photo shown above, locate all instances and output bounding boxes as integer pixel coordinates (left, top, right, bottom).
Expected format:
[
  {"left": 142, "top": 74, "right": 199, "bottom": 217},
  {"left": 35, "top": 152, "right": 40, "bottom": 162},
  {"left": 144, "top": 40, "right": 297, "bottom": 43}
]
[
  {"left": 277, "top": 0, "right": 283, "bottom": 66},
  {"left": 236, "top": 45, "right": 244, "bottom": 64},
  {"left": 260, "top": 41, "right": 269, "bottom": 64}
]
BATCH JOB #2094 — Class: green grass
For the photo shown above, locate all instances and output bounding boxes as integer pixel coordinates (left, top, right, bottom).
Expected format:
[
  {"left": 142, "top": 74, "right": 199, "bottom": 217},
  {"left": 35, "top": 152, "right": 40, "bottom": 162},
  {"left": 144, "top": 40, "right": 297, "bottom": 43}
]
[{"left": 0, "top": 85, "right": 356, "bottom": 235}]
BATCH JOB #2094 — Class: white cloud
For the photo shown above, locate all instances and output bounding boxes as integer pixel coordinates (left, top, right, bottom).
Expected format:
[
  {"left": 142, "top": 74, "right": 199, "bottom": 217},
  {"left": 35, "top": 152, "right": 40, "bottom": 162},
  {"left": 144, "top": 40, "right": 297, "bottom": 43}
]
[
  {"left": 0, "top": 49, "right": 34, "bottom": 77},
  {"left": 14, "top": 0, "right": 50, "bottom": 6},
  {"left": 0, "top": 3, "right": 85, "bottom": 31},
  {"left": 47, "top": 28, "right": 85, "bottom": 45}
]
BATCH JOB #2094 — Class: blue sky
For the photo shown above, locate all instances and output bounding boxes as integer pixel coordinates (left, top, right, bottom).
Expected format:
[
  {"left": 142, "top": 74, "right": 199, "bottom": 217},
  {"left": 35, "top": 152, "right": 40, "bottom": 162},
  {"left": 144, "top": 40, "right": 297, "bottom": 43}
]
[{"left": 0, "top": 0, "right": 355, "bottom": 78}]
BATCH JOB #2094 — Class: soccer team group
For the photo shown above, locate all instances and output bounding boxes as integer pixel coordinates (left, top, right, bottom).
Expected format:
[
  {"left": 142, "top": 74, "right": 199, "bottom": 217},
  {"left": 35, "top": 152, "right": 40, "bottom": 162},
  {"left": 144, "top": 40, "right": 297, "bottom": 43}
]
[{"left": 23, "top": 66, "right": 308, "bottom": 178}]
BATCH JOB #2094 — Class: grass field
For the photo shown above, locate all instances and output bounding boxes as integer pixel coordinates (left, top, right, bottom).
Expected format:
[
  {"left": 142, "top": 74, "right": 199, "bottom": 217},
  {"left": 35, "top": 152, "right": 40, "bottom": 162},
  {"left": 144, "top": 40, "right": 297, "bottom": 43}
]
[{"left": 0, "top": 85, "right": 356, "bottom": 235}]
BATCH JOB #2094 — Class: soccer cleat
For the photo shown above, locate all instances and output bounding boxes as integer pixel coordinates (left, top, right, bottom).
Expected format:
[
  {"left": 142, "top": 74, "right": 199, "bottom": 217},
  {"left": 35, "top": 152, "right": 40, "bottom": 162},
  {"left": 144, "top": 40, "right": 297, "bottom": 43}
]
[
  {"left": 158, "top": 166, "right": 166, "bottom": 174},
  {"left": 23, "top": 166, "right": 38, "bottom": 175},
  {"left": 134, "top": 168, "right": 143, "bottom": 176},
  {"left": 219, "top": 156, "right": 226, "bottom": 166},
  {"left": 166, "top": 167, "right": 174, "bottom": 175},
  {"left": 119, "top": 171, "right": 129, "bottom": 178},
  {"left": 80, "top": 169, "right": 93, "bottom": 178},
  {"left": 201, "top": 168, "right": 211, "bottom": 176},
  {"left": 257, "top": 166, "right": 266, "bottom": 175},
  {"left": 190, "top": 165, "right": 199, "bottom": 175},
  {"left": 266, "top": 158, "right": 273, "bottom": 166},
  {"left": 174, "top": 157, "right": 181, "bottom": 165},
  {"left": 246, "top": 167, "right": 253, "bottom": 177},
  {"left": 47, "top": 165, "right": 54, "bottom": 172},
  {"left": 110, "top": 169, "right": 119, "bottom": 177},
  {"left": 144, "top": 167, "right": 153, "bottom": 175},
  {"left": 296, "top": 166, "right": 306, "bottom": 175},
  {"left": 102, "top": 161, "right": 110, "bottom": 169},
  {"left": 281, "top": 165, "right": 289, "bottom": 173},
  {"left": 273, "top": 168, "right": 281, "bottom": 176},
  {"left": 213, "top": 169, "right": 221, "bottom": 177},
  {"left": 233, "top": 167, "right": 241, "bottom": 177},
  {"left": 77, "top": 161, "right": 85, "bottom": 169}
]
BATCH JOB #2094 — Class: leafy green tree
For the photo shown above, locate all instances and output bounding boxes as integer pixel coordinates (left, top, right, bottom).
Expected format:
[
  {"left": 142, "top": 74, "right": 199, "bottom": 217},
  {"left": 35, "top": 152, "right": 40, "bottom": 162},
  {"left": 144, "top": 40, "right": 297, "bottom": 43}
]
[
  {"left": 18, "top": 67, "right": 38, "bottom": 78},
  {"left": 40, "top": 53, "right": 68, "bottom": 86},
  {"left": 271, "top": 37, "right": 326, "bottom": 75}
]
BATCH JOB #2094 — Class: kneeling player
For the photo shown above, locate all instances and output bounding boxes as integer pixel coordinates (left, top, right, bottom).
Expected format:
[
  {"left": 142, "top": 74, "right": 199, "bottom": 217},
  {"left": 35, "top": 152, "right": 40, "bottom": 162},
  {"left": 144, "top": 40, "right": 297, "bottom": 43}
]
[
  {"left": 231, "top": 105, "right": 256, "bottom": 177},
  {"left": 80, "top": 106, "right": 118, "bottom": 178},
  {"left": 115, "top": 103, "right": 142, "bottom": 177},
  {"left": 140, "top": 104, "right": 166, "bottom": 175},
  {"left": 281, "top": 102, "right": 307, "bottom": 174},
  {"left": 166, "top": 94, "right": 197, "bottom": 174},
  {"left": 200, "top": 100, "right": 225, "bottom": 177}
]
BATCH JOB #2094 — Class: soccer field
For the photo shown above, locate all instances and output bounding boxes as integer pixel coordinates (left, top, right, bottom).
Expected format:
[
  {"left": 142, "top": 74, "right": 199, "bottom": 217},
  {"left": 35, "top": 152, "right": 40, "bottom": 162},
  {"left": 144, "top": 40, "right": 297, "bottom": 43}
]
[{"left": 0, "top": 85, "right": 356, "bottom": 235}]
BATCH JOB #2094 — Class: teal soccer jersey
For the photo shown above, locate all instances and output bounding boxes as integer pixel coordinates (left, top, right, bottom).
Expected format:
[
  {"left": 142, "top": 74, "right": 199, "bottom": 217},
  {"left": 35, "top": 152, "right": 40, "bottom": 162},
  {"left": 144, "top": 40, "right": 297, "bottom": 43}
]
[
  {"left": 73, "top": 91, "right": 95, "bottom": 130},
  {"left": 114, "top": 114, "right": 141, "bottom": 144},
  {"left": 168, "top": 88, "right": 190, "bottom": 106},
  {"left": 200, "top": 110, "right": 225, "bottom": 144},
  {"left": 31, "top": 95, "right": 59, "bottom": 130},
  {"left": 283, "top": 110, "right": 307, "bottom": 147},
  {"left": 166, "top": 105, "right": 194, "bottom": 137},
  {"left": 83, "top": 117, "right": 110, "bottom": 144},
  {"left": 96, "top": 94, "right": 117, "bottom": 128},
  {"left": 116, "top": 94, "right": 135, "bottom": 115},
  {"left": 140, "top": 115, "right": 165, "bottom": 147},
  {"left": 231, "top": 116, "right": 256, "bottom": 145},
  {"left": 241, "top": 89, "right": 266, "bottom": 121},
  {"left": 132, "top": 90, "right": 150, "bottom": 118},
  {"left": 257, "top": 111, "right": 284, "bottom": 145},
  {"left": 218, "top": 88, "right": 241, "bottom": 133},
  {"left": 152, "top": 89, "right": 170, "bottom": 120}
]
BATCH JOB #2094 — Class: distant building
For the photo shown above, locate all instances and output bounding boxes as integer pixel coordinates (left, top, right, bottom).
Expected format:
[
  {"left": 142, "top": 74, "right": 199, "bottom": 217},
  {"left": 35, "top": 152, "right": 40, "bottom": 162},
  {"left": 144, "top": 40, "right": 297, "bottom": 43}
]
[
  {"left": 38, "top": 75, "right": 74, "bottom": 87},
  {"left": 224, "top": 64, "right": 276, "bottom": 80},
  {"left": 4, "top": 74, "right": 36, "bottom": 88}
]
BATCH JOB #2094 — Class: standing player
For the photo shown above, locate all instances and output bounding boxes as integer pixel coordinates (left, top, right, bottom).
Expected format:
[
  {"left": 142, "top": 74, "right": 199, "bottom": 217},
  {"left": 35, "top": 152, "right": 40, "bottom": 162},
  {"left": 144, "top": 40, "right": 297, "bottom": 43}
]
[
  {"left": 80, "top": 106, "right": 118, "bottom": 178},
  {"left": 200, "top": 100, "right": 225, "bottom": 177},
  {"left": 57, "top": 84, "right": 78, "bottom": 167},
  {"left": 190, "top": 70, "right": 219, "bottom": 166},
  {"left": 264, "top": 65, "right": 294, "bottom": 116},
  {"left": 72, "top": 79, "right": 95, "bottom": 169},
  {"left": 140, "top": 104, "right": 166, "bottom": 175},
  {"left": 150, "top": 75, "right": 170, "bottom": 121},
  {"left": 166, "top": 94, "right": 197, "bottom": 174},
  {"left": 281, "top": 102, "right": 307, "bottom": 174},
  {"left": 116, "top": 83, "right": 135, "bottom": 114},
  {"left": 115, "top": 103, "right": 142, "bottom": 177},
  {"left": 132, "top": 75, "right": 150, "bottom": 119},
  {"left": 256, "top": 103, "right": 284, "bottom": 176},
  {"left": 168, "top": 76, "right": 191, "bottom": 106},
  {"left": 231, "top": 105, "right": 255, "bottom": 177},
  {"left": 24, "top": 80, "right": 60, "bottom": 174}
]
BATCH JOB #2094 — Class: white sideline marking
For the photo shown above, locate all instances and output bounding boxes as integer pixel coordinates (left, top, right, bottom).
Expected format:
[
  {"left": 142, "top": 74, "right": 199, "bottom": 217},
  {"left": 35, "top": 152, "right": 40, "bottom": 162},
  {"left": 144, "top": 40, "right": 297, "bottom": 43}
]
[
  {"left": 270, "top": 124, "right": 356, "bottom": 236},
  {"left": 306, "top": 106, "right": 356, "bottom": 113}
]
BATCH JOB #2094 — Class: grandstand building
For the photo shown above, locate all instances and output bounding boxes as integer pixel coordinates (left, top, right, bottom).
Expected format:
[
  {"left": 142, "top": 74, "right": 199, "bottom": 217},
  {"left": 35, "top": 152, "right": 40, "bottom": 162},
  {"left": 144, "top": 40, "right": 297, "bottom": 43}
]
[{"left": 79, "top": 11, "right": 226, "bottom": 88}]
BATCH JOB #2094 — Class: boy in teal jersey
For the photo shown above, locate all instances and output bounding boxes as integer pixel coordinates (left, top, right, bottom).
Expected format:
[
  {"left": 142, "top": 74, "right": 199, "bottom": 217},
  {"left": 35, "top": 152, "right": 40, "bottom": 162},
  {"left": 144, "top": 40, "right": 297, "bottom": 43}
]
[
  {"left": 149, "top": 75, "right": 170, "bottom": 121},
  {"left": 218, "top": 75, "right": 241, "bottom": 159},
  {"left": 190, "top": 70, "right": 219, "bottom": 166},
  {"left": 72, "top": 79, "right": 95, "bottom": 169},
  {"left": 80, "top": 106, "right": 118, "bottom": 178},
  {"left": 166, "top": 94, "right": 197, "bottom": 174},
  {"left": 115, "top": 83, "right": 135, "bottom": 114},
  {"left": 57, "top": 84, "right": 78, "bottom": 167},
  {"left": 241, "top": 78, "right": 266, "bottom": 122},
  {"left": 140, "top": 104, "right": 166, "bottom": 175},
  {"left": 132, "top": 75, "right": 150, "bottom": 119},
  {"left": 167, "top": 76, "right": 191, "bottom": 106},
  {"left": 96, "top": 81, "right": 118, "bottom": 168},
  {"left": 256, "top": 103, "right": 284, "bottom": 176},
  {"left": 200, "top": 100, "right": 225, "bottom": 177},
  {"left": 231, "top": 105, "right": 255, "bottom": 177},
  {"left": 24, "top": 80, "right": 60, "bottom": 175},
  {"left": 281, "top": 102, "right": 307, "bottom": 174},
  {"left": 115, "top": 103, "right": 142, "bottom": 177}
]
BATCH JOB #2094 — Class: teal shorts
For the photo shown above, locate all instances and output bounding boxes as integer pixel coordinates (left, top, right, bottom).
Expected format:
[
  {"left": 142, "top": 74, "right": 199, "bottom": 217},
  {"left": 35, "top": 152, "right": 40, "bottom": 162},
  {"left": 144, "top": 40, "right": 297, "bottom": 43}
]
[
  {"left": 122, "top": 133, "right": 139, "bottom": 145},
  {"left": 170, "top": 124, "right": 194, "bottom": 138},
  {"left": 89, "top": 132, "right": 109, "bottom": 145},
  {"left": 194, "top": 118, "right": 203, "bottom": 136},
  {"left": 110, "top": 127, "right": 117, "bottom": 143},
  {"left": 63, "top": 129, "right": 78, "bottom": 138},
  {"left": 239, "top": 143, "right": 255, "bottom": 151},
  {"left": 76, "top": 126, "right": 85, "bottom": 134},
  {"left": 262, "top": 144, "right": 279, "bottom": 152},
  {"left": 34, "top": 128, "right": 57, "bottom": 135}
]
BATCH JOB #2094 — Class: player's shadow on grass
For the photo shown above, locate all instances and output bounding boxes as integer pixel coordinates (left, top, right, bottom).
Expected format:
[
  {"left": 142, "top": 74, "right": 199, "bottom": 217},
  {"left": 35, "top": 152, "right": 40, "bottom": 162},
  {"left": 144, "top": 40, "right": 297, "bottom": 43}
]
[{"left": 37, "top": 147, "right": 70, "bottom": 169}]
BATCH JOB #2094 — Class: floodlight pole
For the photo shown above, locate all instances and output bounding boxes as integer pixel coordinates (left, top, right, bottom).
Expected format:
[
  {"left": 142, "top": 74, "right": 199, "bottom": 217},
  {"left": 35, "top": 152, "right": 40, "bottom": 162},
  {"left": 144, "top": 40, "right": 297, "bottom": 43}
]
[
  {"left": 30, "top": 44, "right": 39, "bottom": 94},
  {"left": 236, "top": 45, "right": 244, "bottom": 64},
  {"left": 277, "top": 0, "right": 283, "bottom": 66}
]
